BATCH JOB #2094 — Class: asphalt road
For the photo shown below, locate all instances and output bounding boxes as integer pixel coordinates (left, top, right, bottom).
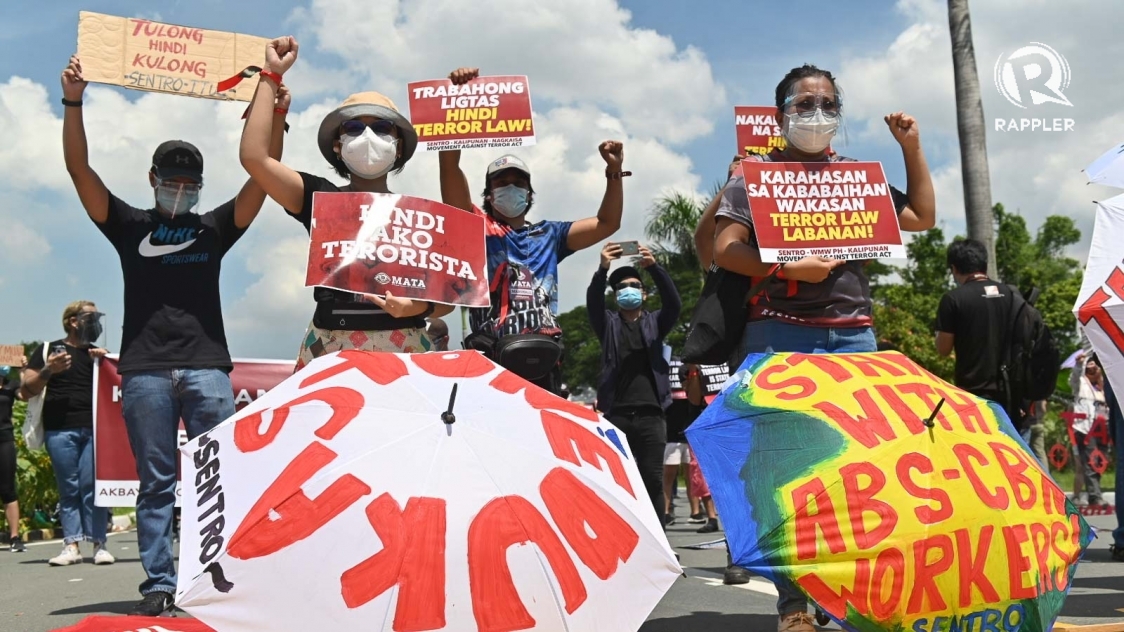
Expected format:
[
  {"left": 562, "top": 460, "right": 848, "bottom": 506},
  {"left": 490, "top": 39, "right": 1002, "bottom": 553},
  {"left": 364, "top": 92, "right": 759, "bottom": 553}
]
[{"left": 1, "top": 513, "right": 1122, "bottom": 631}]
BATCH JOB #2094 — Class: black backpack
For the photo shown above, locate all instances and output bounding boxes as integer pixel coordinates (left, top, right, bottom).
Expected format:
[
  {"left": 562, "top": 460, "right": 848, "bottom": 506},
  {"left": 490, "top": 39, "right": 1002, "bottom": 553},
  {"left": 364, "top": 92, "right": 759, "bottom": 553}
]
[{"left": 997, "top": 286, "right": 1060, "bottom": 426}]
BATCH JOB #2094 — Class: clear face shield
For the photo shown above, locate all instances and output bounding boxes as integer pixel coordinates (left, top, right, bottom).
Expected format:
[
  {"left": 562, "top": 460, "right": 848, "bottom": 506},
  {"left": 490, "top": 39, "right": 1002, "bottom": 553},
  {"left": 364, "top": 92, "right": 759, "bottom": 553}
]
[
  {"left": 782, "top": 91, "right": 843, "bottom": 120},
  {"left": 780, "top": 85, "right": 845, "bottom": 154},
  {"left": 154, "top": 178, "right": 203, "bottom": 218},
  {"left": 75, "top": 311, "right": 107, "bottom": 347}
]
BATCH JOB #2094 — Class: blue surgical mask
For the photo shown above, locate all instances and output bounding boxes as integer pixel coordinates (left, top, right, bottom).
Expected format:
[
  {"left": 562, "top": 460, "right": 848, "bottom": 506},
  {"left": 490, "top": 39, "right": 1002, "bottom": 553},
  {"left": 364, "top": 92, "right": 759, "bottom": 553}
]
[
  {"left": 155, "top": 182, "right": 200, "bottom": 217},
  {"left": 616, "top": 287, "right": 643, "bottom": 310},
  {"left": 491, "top": 184, "right": 529, "bottom": 218}
]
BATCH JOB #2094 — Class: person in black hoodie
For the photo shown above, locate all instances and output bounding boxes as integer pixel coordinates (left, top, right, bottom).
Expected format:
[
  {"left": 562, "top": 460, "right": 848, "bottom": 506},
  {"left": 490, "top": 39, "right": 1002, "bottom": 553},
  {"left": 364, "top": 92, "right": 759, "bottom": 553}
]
[{"left": 588, "top": 242, "right": 681, "bottom": 525}]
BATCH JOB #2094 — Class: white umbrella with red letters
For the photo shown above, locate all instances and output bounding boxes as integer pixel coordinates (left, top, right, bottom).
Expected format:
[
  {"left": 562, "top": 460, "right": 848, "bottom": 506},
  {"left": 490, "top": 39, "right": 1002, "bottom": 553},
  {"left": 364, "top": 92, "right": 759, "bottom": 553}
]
[{"left": 175, "top": 350, "right": 679, "bottom": 631}]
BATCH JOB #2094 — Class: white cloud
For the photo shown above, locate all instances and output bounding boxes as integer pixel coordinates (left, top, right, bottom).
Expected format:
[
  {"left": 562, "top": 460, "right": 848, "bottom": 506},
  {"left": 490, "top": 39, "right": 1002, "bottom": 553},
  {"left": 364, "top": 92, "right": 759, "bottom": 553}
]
[
  {"left": 0, "top": 0, "right": 722, "bottom": 361},
  {"left": 837, "top": 0, "right": 1124, "bottom": 255},
  {"left": 0, "top": 217, "right": 51, "bottom": 263}
]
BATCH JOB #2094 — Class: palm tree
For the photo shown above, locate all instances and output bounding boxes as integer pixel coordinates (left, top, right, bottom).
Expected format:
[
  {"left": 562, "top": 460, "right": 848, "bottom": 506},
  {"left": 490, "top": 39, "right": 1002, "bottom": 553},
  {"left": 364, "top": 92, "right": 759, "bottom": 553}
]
[
  {"left": 644, "top": 191, "right": 705, "bottom": 270},
  {"left": 948, "top": 0, "right": 997, "bottom": 278}
]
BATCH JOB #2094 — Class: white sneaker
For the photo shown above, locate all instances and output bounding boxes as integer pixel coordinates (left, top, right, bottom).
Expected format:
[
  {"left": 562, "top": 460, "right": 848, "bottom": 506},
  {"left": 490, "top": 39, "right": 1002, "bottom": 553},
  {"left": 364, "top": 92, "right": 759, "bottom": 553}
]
[
  {"left": 49, "top": 544, "right": 83, "bottom": 566},
  {"left": 93, "top": 543, "right": 116, "bottom": 565}
]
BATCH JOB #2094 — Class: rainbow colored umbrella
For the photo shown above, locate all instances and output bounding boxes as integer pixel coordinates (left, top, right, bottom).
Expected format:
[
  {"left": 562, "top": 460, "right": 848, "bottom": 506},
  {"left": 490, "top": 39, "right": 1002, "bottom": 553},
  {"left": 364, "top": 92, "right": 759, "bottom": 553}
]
[{"left": 687, "top": 351, "right": 1093, "bottom": 632}]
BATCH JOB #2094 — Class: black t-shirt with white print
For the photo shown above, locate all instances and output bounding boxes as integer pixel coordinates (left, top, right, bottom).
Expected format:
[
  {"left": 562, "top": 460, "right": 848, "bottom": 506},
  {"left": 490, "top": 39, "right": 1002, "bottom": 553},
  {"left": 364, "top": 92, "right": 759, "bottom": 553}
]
[{"left": 94, "top": 194, "right": 245, "bottom": 373}]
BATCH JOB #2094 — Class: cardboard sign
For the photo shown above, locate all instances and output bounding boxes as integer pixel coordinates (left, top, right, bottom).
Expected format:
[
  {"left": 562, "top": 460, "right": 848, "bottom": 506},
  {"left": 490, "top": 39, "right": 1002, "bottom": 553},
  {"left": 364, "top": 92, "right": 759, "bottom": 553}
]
[
  {"left": 93, "top": 355, "right": 294, "bottom": 507},
  {"left": 0, "top": 345, "right": 23, "bottom": 368},
  {"left": 408, "top": 75, "right": 535, "bottom": 151},
  {"left": 306, "top": 193, "right": 489, "bottom": 307},
  {"left": 735, "top": 106, "right": 785, "bottom": 156},
  {"left": 742, "top": 161, "right": 905, "bottom": 262},
  {"left": 76, "top": 11, "right": 269, "bottom": 101}
]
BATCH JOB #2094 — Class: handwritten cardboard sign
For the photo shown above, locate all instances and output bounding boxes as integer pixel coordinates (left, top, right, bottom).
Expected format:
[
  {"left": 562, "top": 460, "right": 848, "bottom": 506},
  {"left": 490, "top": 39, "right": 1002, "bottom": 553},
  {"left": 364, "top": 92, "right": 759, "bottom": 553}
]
[
  {"left": 306, "top": 193, "right": 489, "bottom": 307},
  {"left": 76, "top": 11, "right": 269, "bottom": 101},
  {"left": 0, "top": 345, "right": 24, "bottom": 368},
  {"left": 408, "top": 75, "right": 536, "bottom": 151},
  {"left": 742, "top": 160, "right": 906, "bottom": 262},
  {"left": 735, "top": 106, "right": 785, "bottom": 156}
]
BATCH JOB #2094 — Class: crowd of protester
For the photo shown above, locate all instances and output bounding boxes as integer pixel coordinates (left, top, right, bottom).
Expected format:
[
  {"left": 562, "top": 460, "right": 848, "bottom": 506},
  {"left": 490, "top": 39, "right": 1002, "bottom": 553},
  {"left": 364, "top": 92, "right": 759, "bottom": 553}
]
[{"left": 0, "top": 37, "right": 1119, "bottom": 632}]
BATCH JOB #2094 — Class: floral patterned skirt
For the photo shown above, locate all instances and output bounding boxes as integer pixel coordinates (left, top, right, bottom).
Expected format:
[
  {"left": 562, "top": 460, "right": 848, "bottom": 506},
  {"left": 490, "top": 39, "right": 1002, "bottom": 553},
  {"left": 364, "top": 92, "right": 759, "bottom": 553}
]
[{"left": 295, "top": 321, "right": 432, "bottom": 372}]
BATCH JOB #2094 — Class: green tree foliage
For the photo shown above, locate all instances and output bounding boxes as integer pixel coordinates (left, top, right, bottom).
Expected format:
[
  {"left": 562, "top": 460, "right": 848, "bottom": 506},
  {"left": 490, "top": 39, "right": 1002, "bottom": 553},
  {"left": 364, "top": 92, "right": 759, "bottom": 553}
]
[
  {"left": 870, "top": 204, "right": 1083, "bottom": 381},
  {"left": 559, "top": 305, "right": 601, "bottom": 390}
]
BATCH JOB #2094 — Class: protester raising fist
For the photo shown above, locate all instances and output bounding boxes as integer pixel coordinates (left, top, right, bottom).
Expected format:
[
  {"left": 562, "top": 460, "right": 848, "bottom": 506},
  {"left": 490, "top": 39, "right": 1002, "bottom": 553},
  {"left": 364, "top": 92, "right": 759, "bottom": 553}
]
[
  {"left": 265, "top": 36, "right": 300, "bottom": 75},
  {"left": 448, "top": 67, "right": 479, "bottom": 85},
  {"left": 60, "top": 55, "right": 87, "bottom": 101},
  {"left": 885, "top": 111, "right": 921, "bottom": 152},
  {"left": 599, "top": 141, "right": 624, "bottom": 172}
]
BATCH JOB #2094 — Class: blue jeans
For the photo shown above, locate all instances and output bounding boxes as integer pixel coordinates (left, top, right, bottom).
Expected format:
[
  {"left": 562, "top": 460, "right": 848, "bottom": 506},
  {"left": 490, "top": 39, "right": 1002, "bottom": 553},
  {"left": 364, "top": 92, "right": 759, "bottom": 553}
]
[
  {"left": 1107, "top": 380, "right": 1124, "bottom": 550},
  {"left": 45, "top": 428, "right": 107, "bottom": 545},
  {"left": 730, "top": 319, "right": 877, "bottom": 373},
  {"left": 732, "top": 319, "right": 877, "bottom": 616},
  {"left": 121, "top": 369, "right": 234, "bottom": 596}
]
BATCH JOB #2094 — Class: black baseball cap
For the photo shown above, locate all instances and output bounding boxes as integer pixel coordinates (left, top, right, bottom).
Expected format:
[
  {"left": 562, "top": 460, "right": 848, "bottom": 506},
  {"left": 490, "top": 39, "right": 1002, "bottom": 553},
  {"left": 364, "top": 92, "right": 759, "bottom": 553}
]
[
  {"left": 151, "top": 140, "right": 204, "bottom": 183},
  {"left": 609, "top": 265, "right": 643, "bottom": 288}
]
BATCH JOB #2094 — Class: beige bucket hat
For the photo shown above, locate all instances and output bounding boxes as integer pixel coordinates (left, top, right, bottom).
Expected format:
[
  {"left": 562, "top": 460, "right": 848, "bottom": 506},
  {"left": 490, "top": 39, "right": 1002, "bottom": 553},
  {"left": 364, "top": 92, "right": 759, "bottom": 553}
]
[{"left": 317, "top": 92, "right": 418, "bottom": 167}]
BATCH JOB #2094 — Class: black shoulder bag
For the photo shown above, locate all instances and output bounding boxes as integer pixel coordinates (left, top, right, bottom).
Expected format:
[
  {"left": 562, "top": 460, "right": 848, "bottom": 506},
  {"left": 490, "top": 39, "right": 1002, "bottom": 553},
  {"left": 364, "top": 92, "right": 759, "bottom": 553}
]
[{"left": 682, "top": 265, "right": 777, "bottom": 365}]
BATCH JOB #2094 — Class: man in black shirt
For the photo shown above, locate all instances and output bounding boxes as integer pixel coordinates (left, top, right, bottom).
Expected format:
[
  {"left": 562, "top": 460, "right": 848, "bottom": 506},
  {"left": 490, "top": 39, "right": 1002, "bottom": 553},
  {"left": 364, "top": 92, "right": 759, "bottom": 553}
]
[
  {"left": 588, "top": 243, "right": 681, "bottom": 526},
  {"left": 60, "top": 55, "right": 286, "bottom": 616},
  {"left": 935, "top": 239, "right": 1014, "bottom": 407}
]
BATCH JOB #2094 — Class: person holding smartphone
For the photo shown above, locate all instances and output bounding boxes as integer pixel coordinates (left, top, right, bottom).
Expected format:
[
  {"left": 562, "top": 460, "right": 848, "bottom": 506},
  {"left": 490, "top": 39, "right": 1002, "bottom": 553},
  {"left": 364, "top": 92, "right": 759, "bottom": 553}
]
[
  {"left": 587, "top": 242, "right": 681, "bottom": 525},
  {"left": 21, "top": 301, "right": 113, "bottom": 567}
]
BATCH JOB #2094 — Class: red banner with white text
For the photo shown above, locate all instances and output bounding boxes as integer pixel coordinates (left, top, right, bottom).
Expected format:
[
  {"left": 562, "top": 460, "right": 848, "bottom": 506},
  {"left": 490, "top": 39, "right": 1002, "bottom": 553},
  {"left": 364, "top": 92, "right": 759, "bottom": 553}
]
[
  {"left": 305, "top": 192, "right": 489, "bottom": 307},
  {"left": 94, "top": 355, "right": 295, "bottom": 507},
  {"left": 742, "top": 160, "right": 906, "bottom": 262}
]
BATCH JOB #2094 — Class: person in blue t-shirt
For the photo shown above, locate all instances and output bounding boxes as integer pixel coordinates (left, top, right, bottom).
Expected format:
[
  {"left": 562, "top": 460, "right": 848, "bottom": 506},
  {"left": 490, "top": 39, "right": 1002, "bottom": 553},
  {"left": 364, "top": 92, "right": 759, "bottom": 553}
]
[{"left": 439, "top": 68, "right": 627, "bottom": 394}]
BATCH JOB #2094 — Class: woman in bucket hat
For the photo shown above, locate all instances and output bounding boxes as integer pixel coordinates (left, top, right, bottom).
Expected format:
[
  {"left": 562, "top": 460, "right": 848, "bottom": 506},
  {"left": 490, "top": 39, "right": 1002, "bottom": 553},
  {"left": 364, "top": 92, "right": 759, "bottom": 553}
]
[{"left": 240, "top": 36, "right": 454, "bottom": 369}]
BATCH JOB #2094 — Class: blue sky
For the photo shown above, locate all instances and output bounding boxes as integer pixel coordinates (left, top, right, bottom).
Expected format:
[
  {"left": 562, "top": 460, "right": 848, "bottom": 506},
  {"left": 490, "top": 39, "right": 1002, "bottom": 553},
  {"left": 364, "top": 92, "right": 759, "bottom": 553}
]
[{"left": 1, "top": 0, "right": 1119, "bottom": 360}]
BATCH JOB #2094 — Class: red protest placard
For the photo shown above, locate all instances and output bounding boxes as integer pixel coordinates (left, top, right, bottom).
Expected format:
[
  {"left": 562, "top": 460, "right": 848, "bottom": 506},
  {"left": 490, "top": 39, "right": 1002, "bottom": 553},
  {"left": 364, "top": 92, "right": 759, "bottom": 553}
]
[
  {"left": 94, "top": 355, "right": 294, "bottom": 507},
  {"left": 742, "top": 161, "right": 905, "bottom": 262},
  {"left": 735, "top": 106, "right": 785, "bottom": 156},
  {"left": 408, "top": 75, "right": 535, "bottom": 151},
  {"left": 305, "top": 193, "right": 489, "bottom": 307}
]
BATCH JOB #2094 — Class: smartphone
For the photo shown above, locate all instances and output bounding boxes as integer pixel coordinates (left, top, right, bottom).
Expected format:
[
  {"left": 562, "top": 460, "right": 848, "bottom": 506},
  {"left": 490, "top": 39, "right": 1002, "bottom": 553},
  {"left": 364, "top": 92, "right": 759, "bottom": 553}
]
[
  {"left": 618, "top": 241, "right": 640, "bottom": 256},
  {"left": 51, "top": 344, "right": 67, "bottom": 356}
]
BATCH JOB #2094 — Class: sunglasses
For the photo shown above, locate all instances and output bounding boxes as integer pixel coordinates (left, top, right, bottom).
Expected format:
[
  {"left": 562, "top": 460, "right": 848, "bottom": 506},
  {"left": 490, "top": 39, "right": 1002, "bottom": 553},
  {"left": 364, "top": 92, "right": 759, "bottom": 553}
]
[
  {"left": 616, "top": 282, "right": 643, "bottom": 290},
  {"left": 784, "top": 92, "right": 842, "bottom": 117},
  {"left": 341, "top": 120, "right": 396, "bottom": 137}
]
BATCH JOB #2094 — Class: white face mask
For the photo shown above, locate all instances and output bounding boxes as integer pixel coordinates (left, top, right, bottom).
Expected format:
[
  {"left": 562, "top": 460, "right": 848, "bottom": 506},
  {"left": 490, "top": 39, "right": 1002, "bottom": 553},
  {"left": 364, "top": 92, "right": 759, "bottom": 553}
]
[
  {"left": 339, "top": 128, "right": 399, "bottom": 180},
  {"left": 784, "top": 109, "right": 839, "bottom": 154}
]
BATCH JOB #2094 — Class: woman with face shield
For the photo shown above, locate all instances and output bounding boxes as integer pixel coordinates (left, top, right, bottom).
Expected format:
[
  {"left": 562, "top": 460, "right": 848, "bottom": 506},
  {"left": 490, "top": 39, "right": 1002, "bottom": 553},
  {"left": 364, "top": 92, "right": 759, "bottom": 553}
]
[
  {"left": 20, "top": 301, "right": 113, "bottom": 566},
  {"left": 240, "top": 37, "right": 456, "bottom": 370},
  {"left": 694, "top": 64, "right": 936, "bottom": 632}
]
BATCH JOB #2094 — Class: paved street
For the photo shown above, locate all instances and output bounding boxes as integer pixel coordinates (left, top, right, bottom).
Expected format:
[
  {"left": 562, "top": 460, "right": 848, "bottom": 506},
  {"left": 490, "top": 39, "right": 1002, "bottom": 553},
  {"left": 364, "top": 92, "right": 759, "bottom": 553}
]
[{"left": 1, "top": 513, "right": 1122, "bottom": 631}]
